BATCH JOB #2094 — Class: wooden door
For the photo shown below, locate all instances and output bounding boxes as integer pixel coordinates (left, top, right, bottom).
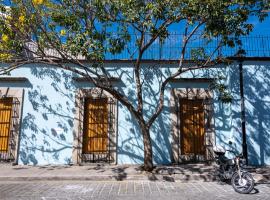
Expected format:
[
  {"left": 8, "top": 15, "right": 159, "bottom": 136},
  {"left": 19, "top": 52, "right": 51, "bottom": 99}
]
[
  {"left": 180, "top": 99, "right": 205, "bottom": 155},
  {"left": 0, "top": 98, "right": 13, "bottom": 153},
  {"left": 82, "top": 98, "right": 108, "bottom": 153}
]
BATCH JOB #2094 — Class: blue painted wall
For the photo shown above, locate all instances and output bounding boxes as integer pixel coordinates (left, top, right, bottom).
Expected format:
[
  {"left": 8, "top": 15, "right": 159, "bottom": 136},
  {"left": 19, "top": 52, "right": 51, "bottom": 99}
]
[
  {"left": 2, "top": 66, "right": 75, "bottom": 165},
  {"left": 1, "top": 61, "right": 269, "bottom": 166},
  {"left": 236, "top": 61, "right": 270, "bottom": 166},
  {"left": 214, "top": 61, "right": 270, "bottom": 166}
]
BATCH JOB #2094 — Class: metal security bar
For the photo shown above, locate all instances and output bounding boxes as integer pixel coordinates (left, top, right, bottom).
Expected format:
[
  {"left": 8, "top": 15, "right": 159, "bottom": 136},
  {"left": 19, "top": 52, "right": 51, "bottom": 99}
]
[
  {"left": 26, "top": 35, "right": 270, "bottom": 60},
  {"left": 103, "top": 34, "right": 270, "bottom": 60},
  {"left": 82, "top": 97, "right": 116, "bottom": 163},
  {"left": 203, "top": 98, "right": 215, "bottom": 162},
  {"left": 0, "top": 97, "right": 20, "bottom": 162}
]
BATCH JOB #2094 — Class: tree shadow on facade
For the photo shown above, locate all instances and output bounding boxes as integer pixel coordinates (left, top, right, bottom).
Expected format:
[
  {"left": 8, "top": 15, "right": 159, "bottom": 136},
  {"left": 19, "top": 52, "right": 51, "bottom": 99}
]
[
  {"left": 216, "top": 62, "right": 270, "bottom": 166},
  {"left": 116, "top": 65, "right": 172, "bottom": 165},
  {"left": 242, "top": 62, "right": 270, "bottom": 166},
  {"left": 19, "top": 66, "right": 75, "bottom": 165}
]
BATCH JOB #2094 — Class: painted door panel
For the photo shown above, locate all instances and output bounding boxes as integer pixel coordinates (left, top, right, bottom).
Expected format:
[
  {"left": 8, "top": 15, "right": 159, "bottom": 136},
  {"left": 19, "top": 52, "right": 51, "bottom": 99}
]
[
  {"left": 180, "top": 99, "right": 205, "bottom": 155},
  {"left": 83, "top": 98, "right": 108, "bottom": 153},
  {"left": 0, "top": 98, "right": 13, "bottom": 153}
]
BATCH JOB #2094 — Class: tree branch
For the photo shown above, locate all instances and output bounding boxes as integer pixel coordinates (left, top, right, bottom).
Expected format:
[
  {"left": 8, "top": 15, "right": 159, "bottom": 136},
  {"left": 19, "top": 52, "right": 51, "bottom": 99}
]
[{"left": 146, "top": 21, "right": 206, "bottom": 128}]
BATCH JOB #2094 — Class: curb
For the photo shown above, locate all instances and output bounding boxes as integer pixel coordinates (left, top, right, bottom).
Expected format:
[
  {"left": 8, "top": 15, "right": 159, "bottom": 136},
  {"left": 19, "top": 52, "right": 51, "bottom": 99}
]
[
  {"left": 0, "top": 175, "right": 143, "bottom": 181},
  {"left": 0, "top": 174, "right": 216, "bottom": 182},
  {"left": 253, "top": 174, "right": 270, "bottom": 184},
  {"left": 0, "top": 171, "right": 268, "bottom": 183}
]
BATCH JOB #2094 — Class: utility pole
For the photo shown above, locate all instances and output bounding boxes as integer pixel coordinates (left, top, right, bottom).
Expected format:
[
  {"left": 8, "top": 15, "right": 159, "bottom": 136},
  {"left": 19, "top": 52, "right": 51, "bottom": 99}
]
[{"left": 239, "top": 59, "right": 248, "bottom": 164}]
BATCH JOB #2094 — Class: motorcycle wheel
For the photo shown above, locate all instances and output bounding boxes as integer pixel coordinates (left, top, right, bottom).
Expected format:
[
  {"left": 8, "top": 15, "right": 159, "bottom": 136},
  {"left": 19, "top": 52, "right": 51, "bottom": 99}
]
[{"left": 231, "top": 171, "right": 254, "bottom": 194}]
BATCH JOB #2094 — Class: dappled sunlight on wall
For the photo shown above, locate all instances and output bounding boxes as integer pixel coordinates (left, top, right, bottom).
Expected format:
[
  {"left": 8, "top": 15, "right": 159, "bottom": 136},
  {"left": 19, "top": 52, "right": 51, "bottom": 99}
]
[
  {"left": 4, "top": 61, "right": 270, "bottom": 166},
  {"left": 243, "top": 62, "right": 270, "bottom": 165},
  {"left": 15, "top": 66, "right": 75, "bottom": 165},
  {"left": 216, "top": 62, "right": 270, "bottom": 165},
  {"left": 116, "top": 64, "right": 172, "bottom": 164}
]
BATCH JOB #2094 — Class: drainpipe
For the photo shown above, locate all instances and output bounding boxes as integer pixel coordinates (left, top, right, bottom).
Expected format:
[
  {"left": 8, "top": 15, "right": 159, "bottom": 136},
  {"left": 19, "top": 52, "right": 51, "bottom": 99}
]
[{"left": 239, "top": 59, "right": 248, "bottom": 165}]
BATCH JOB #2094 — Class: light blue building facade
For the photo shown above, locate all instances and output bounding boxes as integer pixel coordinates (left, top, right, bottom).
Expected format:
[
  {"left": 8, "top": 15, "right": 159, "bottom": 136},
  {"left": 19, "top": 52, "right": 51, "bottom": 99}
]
[{"left": 0, "top": 59, "right": 269, "bottom": 166}]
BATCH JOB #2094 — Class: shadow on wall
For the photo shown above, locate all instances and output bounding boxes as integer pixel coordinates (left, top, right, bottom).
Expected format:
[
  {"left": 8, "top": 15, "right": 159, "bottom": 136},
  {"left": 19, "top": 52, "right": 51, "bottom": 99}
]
[
  {"left": 20, "top": 63, "right": 262, "bottom": 166},
  {"left": 243, "top": 63, "right": 270, "bottom": 166},
  {"left": 116, "top": 65, "right": 172, "bottom": 165},
  {"left": 142, "top": 66, "right": 172, "bottom": 164},
  {"left": 117, "top": 62, "right": 270, "bottom": 166},
  {"left": 117, "top": 108, "right": 171, "bottom": 165},
  {"left": 221, "top": 62, "right": 270, "bottom": 166},
  {"left": 18, "top": 64, "right": 173, "bottom": 165},
  {"left": 19, "top": 67, "right": 74, "bottom": 165}
]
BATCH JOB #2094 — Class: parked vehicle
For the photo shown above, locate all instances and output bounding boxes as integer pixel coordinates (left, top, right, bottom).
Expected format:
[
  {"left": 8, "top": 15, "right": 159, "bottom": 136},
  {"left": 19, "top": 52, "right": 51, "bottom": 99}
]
[{"left": 213, "top": 142, "right": 254, "bottom": 194}]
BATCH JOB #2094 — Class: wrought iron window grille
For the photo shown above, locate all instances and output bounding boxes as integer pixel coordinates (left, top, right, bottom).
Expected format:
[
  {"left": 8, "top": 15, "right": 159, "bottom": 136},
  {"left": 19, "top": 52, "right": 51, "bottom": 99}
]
[
  {"left": 0, "top": 97, "right": 20, "bottom": 162},
  {"left": 81, "top": 96, "right": 116, "bottom": 163}
]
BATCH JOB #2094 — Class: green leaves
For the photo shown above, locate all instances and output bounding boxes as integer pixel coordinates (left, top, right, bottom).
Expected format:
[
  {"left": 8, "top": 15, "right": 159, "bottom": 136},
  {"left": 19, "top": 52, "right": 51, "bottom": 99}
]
[
  {"left": 108, "top": 37, "right": 125, "bottom": 54},
  {"left": 210, "top": 78, "right": 233, "bottom": 103},
  {"left": 191, "top": 48, "right": 207, "bottom": 61},
  {"left": 0, "top": 0, "right": 268, "bottom": 64}
]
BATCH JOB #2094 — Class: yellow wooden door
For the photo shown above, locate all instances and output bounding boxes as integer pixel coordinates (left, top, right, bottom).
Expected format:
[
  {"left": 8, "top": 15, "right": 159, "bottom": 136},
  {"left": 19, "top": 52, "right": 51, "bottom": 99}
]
[
  {"left": 180, "top": 99, "right": 205, "bottom": 155},
  {"left": 0, "top": 98, "right": 13, "bottom": 153},
  {"left": 83, "top": 98, "right": 108, "bottom": 153}
]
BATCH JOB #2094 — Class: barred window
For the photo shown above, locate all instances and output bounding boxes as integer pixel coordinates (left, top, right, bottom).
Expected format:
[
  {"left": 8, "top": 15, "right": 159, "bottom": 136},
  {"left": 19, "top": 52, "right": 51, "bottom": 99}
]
[
  {"left": 0, "top": 97, "right": 13, "bottom": 153},
  {"left": 0, "top": 95, "right": 21, "bottom": 162}
]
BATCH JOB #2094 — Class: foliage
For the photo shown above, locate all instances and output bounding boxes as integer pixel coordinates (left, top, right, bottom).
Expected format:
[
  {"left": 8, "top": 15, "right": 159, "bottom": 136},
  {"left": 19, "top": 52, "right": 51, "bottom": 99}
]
[{"left": 0, "top": 1, "right": 268, "bottom": 62}]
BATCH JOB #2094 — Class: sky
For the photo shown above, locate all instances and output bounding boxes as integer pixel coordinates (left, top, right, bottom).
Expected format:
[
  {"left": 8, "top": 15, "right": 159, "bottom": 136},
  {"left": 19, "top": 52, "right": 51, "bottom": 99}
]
[
  {"left": 167, "top": 15, "right": 270, "bottom": 36},
  {"left": 247, "top": 15, "right": 270, "bottom": 35}
]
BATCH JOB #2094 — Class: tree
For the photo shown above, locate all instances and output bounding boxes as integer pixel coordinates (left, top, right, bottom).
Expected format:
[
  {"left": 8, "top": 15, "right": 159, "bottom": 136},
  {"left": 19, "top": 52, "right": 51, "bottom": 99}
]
[{"left": 0, "top": 0, "right": 268, "bottom": 171}]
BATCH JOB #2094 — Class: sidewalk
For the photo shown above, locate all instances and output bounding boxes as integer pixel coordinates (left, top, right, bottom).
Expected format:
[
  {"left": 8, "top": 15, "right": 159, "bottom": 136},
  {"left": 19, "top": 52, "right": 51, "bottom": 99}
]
[
  {"left": 253, "top": 167, "right": 270, "bottom": 183},
  {"left": 0, "top": 163, "right": 269, "bottom": 183}
]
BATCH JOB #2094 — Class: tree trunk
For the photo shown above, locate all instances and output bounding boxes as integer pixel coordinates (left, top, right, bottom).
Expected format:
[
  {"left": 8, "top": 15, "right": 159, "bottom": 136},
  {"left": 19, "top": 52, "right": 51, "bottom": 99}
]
[{"left": 140, "top": 124, "right": 154, "bottom": 172}]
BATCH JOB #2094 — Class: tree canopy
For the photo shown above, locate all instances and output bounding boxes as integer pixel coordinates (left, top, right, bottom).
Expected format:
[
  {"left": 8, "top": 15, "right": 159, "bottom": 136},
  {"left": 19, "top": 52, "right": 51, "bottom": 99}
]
[{"left": 0, "top": 1, "right": 268, "bottom": 63}]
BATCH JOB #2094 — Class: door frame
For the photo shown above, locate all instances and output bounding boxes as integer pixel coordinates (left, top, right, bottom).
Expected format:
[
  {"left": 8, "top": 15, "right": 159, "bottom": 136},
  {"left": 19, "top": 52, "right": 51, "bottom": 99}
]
[
  {"left": 72, "top": 88, "right": 118, "bottom": 165},
  {"left": 0, "top": 88, "right": 24, "bottom": 164},
  {"left": 170, "top": 88, "right": 215, "bottom": 164}
]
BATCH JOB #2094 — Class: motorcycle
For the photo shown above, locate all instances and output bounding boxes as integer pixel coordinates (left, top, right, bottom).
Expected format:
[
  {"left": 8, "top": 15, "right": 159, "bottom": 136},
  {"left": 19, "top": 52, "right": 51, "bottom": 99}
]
[{"left": 213, "top": 142, "right": 254, "bottom": 194}]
